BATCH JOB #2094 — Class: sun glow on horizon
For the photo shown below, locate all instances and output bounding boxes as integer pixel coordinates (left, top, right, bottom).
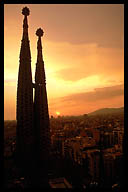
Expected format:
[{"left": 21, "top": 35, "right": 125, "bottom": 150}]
[{"left": 55, "top": 111, "right": 60, "bottom": 116}]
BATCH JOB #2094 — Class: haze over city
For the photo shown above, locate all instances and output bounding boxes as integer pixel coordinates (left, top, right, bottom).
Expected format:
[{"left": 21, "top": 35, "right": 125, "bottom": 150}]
[{"left": 4, "top": 4, "right": 124, "bottom": 120}]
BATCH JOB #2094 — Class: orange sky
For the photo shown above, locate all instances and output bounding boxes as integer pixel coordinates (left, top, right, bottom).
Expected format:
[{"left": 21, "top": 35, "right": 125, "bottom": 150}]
[{"left": 4, "top": 4, "right": 124, "bottom": 120}]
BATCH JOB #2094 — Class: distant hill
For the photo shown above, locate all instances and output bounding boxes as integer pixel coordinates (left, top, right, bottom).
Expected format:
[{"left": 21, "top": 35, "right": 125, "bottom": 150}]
[{"left": 88, "top": 107, "right": 124, "bottom": 116}]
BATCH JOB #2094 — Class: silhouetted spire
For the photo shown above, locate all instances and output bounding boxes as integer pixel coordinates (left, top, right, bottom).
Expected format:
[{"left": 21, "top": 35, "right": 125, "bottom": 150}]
[
  {"left": 34, "top": 28, "right": 51, "bottom": 163},
  {"left": 22, "top": 7, "right": 30, "bottom": 41},
  {"left": 35, "top": 28, "right": 46, "bottom": 85},
  {"left": 16, "top": 7, "right": 34, "bottom": 167},
  {"left": 16, "top": 7, "right": 51, "bottom": 186},
  {"left": 36, "top": 28, "right": 43, "bottom": 60},
  {"left": 20, "top": 7, "right": 31, "bottom": 63}
]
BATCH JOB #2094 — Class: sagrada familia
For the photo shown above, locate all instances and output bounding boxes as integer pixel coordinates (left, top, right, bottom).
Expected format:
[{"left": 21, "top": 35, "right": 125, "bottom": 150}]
[{"left": 16, "top": 7, "right": 51, "bottom": 187}]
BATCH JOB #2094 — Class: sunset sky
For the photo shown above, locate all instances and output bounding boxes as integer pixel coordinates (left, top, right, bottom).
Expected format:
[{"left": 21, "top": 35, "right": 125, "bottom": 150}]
[{"left": 4, "top": 4, "right": 124, "bottom": 120}]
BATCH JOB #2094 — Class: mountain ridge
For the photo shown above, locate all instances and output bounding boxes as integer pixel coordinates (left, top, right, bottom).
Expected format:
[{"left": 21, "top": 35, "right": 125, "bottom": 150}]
[{"left": 88, "top": 107, "right": 124, "bottom": 116}]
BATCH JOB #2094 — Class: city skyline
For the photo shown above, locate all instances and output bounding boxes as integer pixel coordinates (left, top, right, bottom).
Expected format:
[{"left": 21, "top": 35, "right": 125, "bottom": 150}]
[{"left": 4, "top": 4, "right": 124, "bottom": 120}]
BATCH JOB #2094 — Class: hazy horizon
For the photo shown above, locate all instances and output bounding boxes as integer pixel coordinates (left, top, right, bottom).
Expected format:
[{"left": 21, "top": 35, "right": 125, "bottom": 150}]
[{"left": 4, "top": 106, "right": 124, "bottom": 121}]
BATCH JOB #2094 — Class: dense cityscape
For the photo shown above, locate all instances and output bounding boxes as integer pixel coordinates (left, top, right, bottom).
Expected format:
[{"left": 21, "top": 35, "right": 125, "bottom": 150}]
[{"left": 4, "top": 110, "right": 124, "bottom": 189}]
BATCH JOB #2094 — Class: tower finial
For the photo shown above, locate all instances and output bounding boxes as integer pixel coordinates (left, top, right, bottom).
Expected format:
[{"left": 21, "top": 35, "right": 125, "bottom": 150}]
[
  {"left": 36, "top": 28, "right": 44, "bottom": 37},
  {"left": 36, "top": 28, "right": 44, "bottom": 58},
  {"left": 22, "top": 7, "right": 30, "bottom": 37},
  {"left": 22, "top": 7, "right": 30, "bottom": 16}
]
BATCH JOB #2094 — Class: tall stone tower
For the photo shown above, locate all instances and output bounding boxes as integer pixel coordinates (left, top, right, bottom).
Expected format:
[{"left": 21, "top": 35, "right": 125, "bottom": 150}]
[
  {"left": 34, "top": 28, "right": 51, "bottom": 163},
  {"left": 16, "top": 7, "right": 34, "bottom": 166},
  {"left": 33, "top": 28, "right": 51, "bottom": 187},
  {"left": 16, "top": 7, "right": 51, "bottom": 187}
]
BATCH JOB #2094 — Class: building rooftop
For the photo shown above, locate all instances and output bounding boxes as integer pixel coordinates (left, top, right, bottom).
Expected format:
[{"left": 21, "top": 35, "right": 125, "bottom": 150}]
[{"left": 49, "top": 177, "right": 72, "bottom": 188}]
